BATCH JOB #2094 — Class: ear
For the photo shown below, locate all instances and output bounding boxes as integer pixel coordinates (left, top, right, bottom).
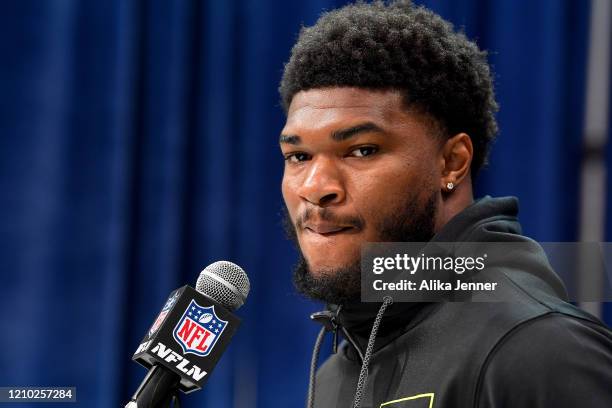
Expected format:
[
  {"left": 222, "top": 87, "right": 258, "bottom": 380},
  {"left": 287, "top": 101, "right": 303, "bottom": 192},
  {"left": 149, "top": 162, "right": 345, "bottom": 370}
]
[{"left": 439, "top": 133, "right": 473, "bottom": 192}]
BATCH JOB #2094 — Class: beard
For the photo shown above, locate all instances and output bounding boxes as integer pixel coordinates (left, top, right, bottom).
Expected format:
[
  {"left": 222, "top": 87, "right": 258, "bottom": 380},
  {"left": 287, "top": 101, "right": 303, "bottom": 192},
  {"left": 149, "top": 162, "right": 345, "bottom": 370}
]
[{"left": 283, "top": 190, "right": 438, "bottom": 305}]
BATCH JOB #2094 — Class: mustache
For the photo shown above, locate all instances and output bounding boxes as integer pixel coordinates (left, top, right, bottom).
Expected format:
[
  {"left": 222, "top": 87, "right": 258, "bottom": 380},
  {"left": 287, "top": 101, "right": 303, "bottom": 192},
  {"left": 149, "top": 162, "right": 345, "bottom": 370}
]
[{"left": 295, "top": 207, "right": 365, "bottom": 231}]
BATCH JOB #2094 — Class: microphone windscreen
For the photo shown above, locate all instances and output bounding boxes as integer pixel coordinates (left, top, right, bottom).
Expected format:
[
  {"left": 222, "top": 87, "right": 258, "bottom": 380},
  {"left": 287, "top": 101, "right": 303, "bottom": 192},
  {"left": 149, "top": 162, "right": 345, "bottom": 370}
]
[{"left": 196, "top": 261, "right": 250, "bottom": 311}]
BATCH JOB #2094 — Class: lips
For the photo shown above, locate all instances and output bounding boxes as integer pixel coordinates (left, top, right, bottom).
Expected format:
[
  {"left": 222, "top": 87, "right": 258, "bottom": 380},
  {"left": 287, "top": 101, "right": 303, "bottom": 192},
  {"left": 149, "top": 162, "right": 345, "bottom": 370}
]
[{"left": 304, "top": 222, "right": 355, "bottom": 235}]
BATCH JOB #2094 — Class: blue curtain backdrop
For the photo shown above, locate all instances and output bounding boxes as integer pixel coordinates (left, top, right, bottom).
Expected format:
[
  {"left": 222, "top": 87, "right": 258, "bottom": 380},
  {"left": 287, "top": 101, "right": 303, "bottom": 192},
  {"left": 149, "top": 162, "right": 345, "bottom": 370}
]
[{"left": 0, "top": 0, "right": 609, "bottom": 407}]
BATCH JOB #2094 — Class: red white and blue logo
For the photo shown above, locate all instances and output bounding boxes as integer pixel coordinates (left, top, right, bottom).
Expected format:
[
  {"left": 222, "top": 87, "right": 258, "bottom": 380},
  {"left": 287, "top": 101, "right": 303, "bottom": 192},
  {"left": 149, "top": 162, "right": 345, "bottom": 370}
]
[
  {"left": 149, "top": 291, "right": 181, "bottom": 337},
  {"left": 173, "top": 300, "right": 228, "bottom": 357}
]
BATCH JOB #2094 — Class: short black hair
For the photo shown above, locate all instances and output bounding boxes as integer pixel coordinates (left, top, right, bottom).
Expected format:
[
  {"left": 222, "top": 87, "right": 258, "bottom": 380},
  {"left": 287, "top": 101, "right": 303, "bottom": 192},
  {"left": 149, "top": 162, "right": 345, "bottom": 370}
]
[{"left": 279, "top": 0, "right": 498, "bottom": 176}]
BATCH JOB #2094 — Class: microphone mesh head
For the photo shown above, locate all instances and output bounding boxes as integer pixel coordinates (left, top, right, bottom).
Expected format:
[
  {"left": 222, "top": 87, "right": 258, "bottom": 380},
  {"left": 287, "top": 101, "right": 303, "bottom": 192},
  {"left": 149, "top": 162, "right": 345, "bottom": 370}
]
[{"left": 195, "top": 261, "right": 250, "bottom": 311}]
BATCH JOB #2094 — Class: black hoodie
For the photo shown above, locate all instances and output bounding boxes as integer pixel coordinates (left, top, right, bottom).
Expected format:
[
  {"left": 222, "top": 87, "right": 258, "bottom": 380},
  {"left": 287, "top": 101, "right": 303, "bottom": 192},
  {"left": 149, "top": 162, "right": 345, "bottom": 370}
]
[{"left": 310, "top": 196, "right": 612, "bottom": 408}]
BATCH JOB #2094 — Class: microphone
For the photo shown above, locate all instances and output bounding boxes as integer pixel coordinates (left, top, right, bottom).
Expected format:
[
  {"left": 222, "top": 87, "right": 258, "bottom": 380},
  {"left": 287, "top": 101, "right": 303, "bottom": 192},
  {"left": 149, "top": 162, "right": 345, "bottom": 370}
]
[{"left": 125, "top": 261, "right": 250, "bottom": 408}]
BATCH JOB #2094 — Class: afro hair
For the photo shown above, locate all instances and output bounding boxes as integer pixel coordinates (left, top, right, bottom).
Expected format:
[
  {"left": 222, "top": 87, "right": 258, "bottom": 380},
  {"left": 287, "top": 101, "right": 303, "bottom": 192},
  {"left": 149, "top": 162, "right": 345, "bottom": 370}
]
[{"left": 279, "top": 0, "right": 498, "bottom": 176}]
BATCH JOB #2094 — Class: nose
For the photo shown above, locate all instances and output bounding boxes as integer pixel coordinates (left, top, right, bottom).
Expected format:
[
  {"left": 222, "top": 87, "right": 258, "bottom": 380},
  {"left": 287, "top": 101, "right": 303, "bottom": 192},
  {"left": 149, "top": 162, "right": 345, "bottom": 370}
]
[{"left": 297, "top": 157, "right": 346, "bottom": 206}]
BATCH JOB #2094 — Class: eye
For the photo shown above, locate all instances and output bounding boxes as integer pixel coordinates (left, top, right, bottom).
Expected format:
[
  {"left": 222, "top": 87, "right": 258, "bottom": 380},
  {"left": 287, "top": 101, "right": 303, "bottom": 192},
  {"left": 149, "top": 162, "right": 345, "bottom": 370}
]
[
  {"left": 284, "top": 152, "right": 311, "bottom": 163},
  {"left": 349, "top": 146, "right": 379, "bottom": 158}
]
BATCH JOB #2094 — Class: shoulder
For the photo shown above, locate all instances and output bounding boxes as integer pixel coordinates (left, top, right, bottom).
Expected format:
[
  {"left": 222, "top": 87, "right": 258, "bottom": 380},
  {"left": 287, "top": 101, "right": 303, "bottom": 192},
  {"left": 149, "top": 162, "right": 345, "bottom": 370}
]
[{"left": 476, "top": 312, "right": 612, "bottom": 407}]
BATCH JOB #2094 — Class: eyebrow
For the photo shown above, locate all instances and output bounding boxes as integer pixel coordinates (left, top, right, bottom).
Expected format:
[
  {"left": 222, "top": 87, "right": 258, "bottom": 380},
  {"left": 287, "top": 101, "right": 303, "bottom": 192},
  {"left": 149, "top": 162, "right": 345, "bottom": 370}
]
[
  {"left": 331, "top": 122, "right": 384, "bottom": 141},
  {"left": 279, "top": 122, "right": 384, "bottom": 145},
  {"left": 279, "top": 134, "right": 301, "bottom": 145}
]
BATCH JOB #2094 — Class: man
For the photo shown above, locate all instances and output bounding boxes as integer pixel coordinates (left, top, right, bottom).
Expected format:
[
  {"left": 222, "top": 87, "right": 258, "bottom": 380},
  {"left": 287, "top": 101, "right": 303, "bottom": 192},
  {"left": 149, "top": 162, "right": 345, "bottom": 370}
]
[{"left": 278, "top": 1, "right": 612, "bottom": 408}]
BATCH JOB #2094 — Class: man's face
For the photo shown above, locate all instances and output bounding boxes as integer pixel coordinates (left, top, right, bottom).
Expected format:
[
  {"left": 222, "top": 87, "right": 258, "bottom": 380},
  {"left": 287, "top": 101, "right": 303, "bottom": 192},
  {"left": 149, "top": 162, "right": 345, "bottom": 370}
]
[{"left": 280, "top": 87, "right": 443, "bottom": 303}]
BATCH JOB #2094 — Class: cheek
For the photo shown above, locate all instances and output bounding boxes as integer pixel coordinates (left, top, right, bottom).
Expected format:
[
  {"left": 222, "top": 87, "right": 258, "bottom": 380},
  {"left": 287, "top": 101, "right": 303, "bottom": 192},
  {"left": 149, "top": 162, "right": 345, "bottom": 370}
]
[
  {"left": 346, "top": 160, "right": 432, "bottom": 217},
  {"left": 345, "top": 160, "right": 411, "bottom": 198}
]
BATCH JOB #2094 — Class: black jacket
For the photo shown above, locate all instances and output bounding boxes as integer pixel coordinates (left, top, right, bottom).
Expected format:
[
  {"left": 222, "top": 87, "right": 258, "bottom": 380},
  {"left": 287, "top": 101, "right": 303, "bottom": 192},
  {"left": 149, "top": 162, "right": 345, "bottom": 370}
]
[{"left": 311, "top": 196, "right": 612, "bottom": 408}]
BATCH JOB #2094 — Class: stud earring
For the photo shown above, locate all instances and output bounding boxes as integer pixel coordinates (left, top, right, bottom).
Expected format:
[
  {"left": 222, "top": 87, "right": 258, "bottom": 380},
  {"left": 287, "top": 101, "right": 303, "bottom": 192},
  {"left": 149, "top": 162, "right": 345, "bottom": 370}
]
[{"left": 446, "top": 181, "right": 455, "bottom": 191}]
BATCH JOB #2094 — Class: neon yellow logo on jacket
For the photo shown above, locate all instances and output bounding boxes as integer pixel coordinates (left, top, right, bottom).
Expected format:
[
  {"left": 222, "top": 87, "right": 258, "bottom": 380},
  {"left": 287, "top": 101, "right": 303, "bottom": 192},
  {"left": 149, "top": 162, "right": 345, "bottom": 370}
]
[{"left": 380, "top": 392, "right": 435, "bottom": 408}]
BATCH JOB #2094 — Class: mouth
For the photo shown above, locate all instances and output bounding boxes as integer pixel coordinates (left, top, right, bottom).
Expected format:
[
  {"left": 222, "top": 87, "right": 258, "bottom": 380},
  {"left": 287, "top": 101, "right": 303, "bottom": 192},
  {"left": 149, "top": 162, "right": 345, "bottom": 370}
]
[{"left": 304, "top": 224, "right": 357, "bottom": 236}]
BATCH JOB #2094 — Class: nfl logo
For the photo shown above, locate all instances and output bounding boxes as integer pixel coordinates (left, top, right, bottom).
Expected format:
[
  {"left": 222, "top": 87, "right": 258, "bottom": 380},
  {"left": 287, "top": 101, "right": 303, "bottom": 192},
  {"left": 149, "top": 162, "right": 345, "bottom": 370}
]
[
  {"left": 173, "top": 300, "right": 228, "bottom": 357},
  {"left": 149, "top": 310, "right": 169, "bottom": 337},
  {"left": 149, "top": 291, "right": 180, "bottom": 337}
]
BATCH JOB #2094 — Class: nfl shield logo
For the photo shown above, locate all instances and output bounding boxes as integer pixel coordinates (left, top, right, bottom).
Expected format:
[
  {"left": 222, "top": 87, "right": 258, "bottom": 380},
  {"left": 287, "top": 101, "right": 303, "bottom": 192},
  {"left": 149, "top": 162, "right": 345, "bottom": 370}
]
[
  {"left": 173, "top": 300, "right": 228, "bottom": 357},
  {"left": 149, "top": 310, "right": 169, "bottom": 336},
  {"left": 149, "top": 291, "right": 180, "bottom": 337}
]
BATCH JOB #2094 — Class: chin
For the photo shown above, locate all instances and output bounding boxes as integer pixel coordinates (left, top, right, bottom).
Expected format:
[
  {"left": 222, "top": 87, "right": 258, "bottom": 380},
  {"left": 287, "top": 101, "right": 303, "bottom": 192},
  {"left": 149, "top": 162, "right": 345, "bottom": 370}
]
[
  {"left": 307, "top": 256, "right": 359, "bottom": 276},
  {"left": 302, "top": 245, "right": 361, "bottom": 268},
  {"left": 304, "top": 261, "right": 340, "bottom": 276}
]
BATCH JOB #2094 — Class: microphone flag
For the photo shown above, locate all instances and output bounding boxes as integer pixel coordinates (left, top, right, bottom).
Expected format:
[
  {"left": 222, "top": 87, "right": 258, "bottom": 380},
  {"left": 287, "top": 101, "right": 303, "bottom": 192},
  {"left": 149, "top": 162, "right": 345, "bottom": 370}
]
[{"left": 132, "top": 285, "right": 241, "bottom": 392}]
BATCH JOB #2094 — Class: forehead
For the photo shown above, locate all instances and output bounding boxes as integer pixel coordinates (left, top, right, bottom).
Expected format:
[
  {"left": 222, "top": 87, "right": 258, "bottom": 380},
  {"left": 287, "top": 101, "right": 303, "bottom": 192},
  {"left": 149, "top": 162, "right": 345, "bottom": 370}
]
[{"left": 284, "top": 87, "right": 407, "bottom": 131}]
